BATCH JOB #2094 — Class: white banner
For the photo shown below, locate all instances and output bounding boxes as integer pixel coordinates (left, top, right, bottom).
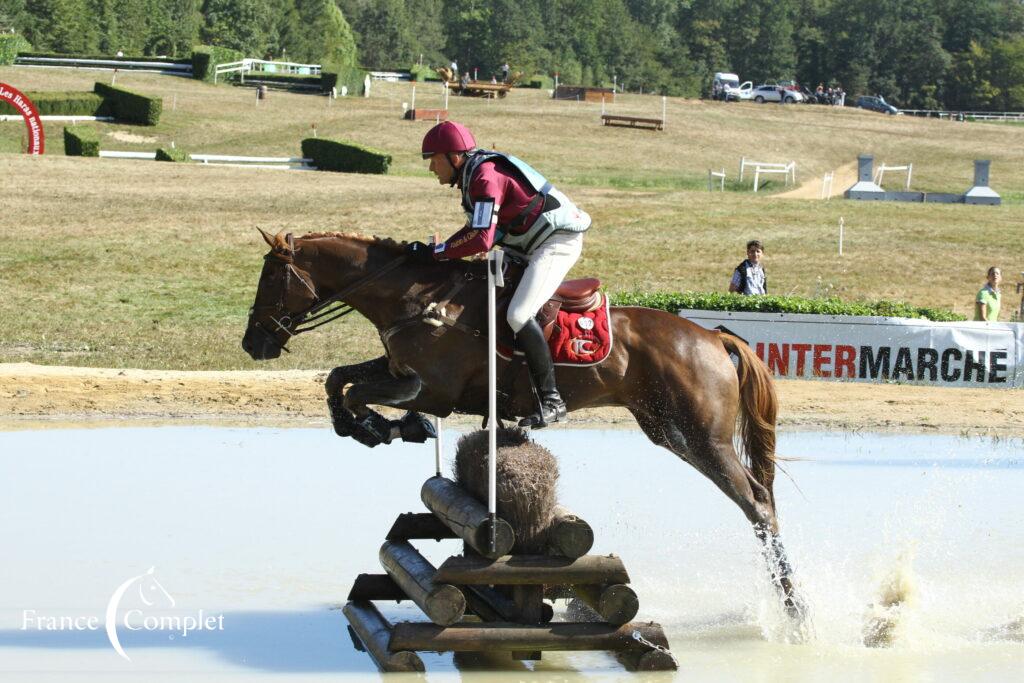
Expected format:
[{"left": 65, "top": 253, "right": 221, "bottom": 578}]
[{"left": 680, "top": 309, "right": 1024, "bottom": 388}]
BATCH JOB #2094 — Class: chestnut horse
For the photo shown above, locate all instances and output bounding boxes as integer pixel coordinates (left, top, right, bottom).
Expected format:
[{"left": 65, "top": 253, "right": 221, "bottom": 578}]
[{"left": 242, "top": 230, "right": 806, "bottom": 621}]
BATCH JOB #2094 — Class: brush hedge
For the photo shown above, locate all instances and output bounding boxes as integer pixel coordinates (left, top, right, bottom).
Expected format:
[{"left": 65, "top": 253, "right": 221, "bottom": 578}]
[
  {"left": 191, "top": 45, "right": 244, "bottom": 82},
  {"left": 611, "top": 291, "right": 966, "bottom": 322},
  {"left": 301, "top": 138, "right": 390, "bottom": 174},
  {"left": 63, "top": 126, "right": 100, "bottom": 157},
  {"left": 93, "top": 82, "right": 162, "bottom": 125},
  {"left": 0, "top": 91, "right": 108, "bottom": 116},
  {"left": 155, "top": 147, "right": 188, "bottom": 162},
  {"left": 321, "top": 64, "right": 367, "bottom": 95},
  {"left": 0, "top": 34, "right": 30, "bottom": 65}
]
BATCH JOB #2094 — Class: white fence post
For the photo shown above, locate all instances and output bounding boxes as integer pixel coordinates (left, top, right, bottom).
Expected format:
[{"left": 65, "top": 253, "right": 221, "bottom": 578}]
[{"left": 486, "top": 249, "right": 504, "bottom": 554}]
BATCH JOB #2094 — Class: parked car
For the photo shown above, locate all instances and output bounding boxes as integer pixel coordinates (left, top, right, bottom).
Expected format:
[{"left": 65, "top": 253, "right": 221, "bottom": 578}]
[
  {"left": 752, "top": 85, "right": 804, "bottom": 104},
  {"left": 855, "top": 95, "right": 899, "bottom": 115},
  {"left": 725, "top": 80, "right": 753, "bottom": 101}
]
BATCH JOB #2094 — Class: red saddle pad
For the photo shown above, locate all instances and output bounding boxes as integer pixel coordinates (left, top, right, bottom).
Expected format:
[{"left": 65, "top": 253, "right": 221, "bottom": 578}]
[{"left": 498, "top": 294, "right": 613, "bottom": 366}]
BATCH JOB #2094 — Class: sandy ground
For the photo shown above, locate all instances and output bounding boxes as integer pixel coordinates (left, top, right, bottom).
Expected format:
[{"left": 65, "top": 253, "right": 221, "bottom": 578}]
[
  {"left": 777, "top": 160, "right": 858, "bottom": 199},
  {"left": 1, "top": 363, "right": 1021, "bottom": 435}
]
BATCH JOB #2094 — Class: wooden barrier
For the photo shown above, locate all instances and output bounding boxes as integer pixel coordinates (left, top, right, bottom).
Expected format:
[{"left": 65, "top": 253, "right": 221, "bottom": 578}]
[
  {"left": 404, "top": 108, "right": 449, "bottom": 121},
  {"left": 342, "top": 473, "right": 677, "bottom": 672},
  {"left": 601, "top": 114, "right": 663, "bottom": 131}
]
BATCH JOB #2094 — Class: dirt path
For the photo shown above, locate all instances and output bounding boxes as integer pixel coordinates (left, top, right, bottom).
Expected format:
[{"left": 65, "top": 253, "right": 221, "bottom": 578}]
[
  {"left": 1, "top": 363, "right": 1021, "bottom": 436},
  {"left": 777, "top": 160, "right": 857, "bottom": 199}
]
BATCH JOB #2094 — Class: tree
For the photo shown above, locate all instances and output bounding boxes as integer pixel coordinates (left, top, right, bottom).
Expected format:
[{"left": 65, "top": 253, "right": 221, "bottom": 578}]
[
  {"left": 989, "top": 36, "right": 1024, "bottom": 110},
  {"left": 201, "top": 0, "right": 271, "bottom": 55}
]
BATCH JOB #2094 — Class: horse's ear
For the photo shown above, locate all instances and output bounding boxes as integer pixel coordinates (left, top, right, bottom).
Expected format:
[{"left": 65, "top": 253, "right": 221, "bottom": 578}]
[
  {"left": 257, "top": 227, "right": 276, "bottom": 248},
  {"left": 272, "top": 230, "right": 291, "bottom": 252}
]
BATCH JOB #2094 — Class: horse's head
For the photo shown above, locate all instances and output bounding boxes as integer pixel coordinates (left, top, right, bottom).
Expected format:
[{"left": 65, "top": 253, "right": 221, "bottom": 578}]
[{"left": 241, "top": 229, "right": 319, "bottom": 360}]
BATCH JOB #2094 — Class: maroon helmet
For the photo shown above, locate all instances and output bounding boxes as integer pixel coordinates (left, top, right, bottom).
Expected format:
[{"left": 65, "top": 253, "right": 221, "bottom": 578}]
[{"left": 421, "top": 121, "right": 476, "bottom": 158}]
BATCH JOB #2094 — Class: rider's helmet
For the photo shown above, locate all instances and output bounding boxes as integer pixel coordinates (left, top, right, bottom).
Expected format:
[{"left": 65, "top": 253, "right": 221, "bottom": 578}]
[{"left": 421, "top": 121, "right": 476, "bottom": 159}]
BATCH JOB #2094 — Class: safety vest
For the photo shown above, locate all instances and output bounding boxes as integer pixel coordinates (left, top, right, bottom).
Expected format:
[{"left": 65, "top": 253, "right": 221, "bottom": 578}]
[{"left": 460, "top": 151, "right": 591, "bottom": 255}]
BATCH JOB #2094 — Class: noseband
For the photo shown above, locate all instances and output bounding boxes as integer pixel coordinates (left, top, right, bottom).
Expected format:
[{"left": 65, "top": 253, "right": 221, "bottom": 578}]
[{"left": 251, "top": 249, "right": 409, "bottom": 353}]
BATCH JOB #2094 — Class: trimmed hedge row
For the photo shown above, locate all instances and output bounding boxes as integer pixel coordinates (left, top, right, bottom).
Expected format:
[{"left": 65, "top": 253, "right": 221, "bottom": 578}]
[
  {"left": 245, "top": 72, "right": 322, "bottom": 87},
  {"left": 192, "top": 45, "right": 244, "bottom": 82},
  {"left": 18, "top": 51, "right": 190, "bottom": 64},
  {"left": 156, "top": 147, "right": 189, "bottom": 162},
  {"left": 0, "top": 91, "right": 109, "bottom": 116},
  {"left": 63, "top": 126, "right": 100, "bottom": 157},
  {"left": 322, "top": 64, "right": 367, "bottom": 95},
  {"left": 523, "top": 74, "right": 554, "bottom": 89},
  {"left": 609, "top": 291, "right": 966, "bottom": 322},
  {"left": 0, "top": 34, "right": 31, "bottom": 65},
  {"left": 93, "top": 82, "right": 162, "bottom": 125},
  {"left": 301, "top": 138, "right": 390, "bottom": 174},
  {"left": 409, "top": 64, "right": 441, "bottom": 82}
]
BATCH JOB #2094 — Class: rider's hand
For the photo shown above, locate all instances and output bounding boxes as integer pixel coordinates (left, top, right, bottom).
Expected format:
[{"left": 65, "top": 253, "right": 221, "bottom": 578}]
[{"left": 406, "top": 241, "right": 436, "bottom": 264}]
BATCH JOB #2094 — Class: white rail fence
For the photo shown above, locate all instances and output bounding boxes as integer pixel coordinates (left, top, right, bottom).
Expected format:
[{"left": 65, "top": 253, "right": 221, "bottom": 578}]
[
  {"left": 820, "top": 171, "right": 835, "bottom": 200},
  {"left": 739, "top": 157, "right": 796, "bottom": 192},
  {"left": 900, "top": 109, "right": 1024, "bottom": 121},
  {"left": 97, "top": 150, "right": 315, "bottom": 170},
  {"left": 214, "top": 58, "right": 321, "bottom": 84},
  {"left": 707, "top": 168, "right": 726, "bottom": 191},
  {"left": 15, "top": 56, "right": 192, "bottom": 75},
  {"left": 872, "top": 162, "right": 913, "bottom": 190}
]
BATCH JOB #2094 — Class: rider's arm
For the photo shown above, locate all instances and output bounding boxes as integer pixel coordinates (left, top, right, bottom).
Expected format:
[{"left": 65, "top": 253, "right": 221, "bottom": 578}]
[{"left": 435, "top": 169, "right": 506, "bottom": 260}]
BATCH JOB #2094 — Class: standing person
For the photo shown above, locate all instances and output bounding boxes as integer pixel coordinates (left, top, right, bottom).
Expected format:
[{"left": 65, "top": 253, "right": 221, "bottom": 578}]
[
  {"left": 729, "top": 240, "right": 768, "bottom": 295},
  {"left": 501, "top": 61, "right": 510, "bottom": 83},
  {"left": 974, "top": 266, "right": 1002, "bottom": 321},
  {"left": 408, "top": 121, "right": 592, "bottom": 428},
  {"left": 450, "top": 59, "right": 458, "bottom": 78}
]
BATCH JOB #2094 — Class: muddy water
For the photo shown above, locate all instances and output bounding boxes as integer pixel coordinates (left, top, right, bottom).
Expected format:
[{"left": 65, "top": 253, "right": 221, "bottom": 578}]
[{"left": 0, "top": 426, "right": 1021, "bottom": 681}]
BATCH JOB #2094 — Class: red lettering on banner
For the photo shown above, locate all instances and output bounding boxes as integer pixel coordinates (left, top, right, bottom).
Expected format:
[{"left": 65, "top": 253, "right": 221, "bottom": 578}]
[
  {"left": 0, "top": 82, "right": 45, "bottom": 155},
  {"left": 767, "top": 343, "right": 789, "bottom": 376},
  {"left": 755, "top": 342, "right": 765, "bottom": 361},
  {"left": 792, "top": 343, "right": 812, "bottom": 375},
  {"left": 813, "top": 344, "right": 832, "bottom": 377},
  {"left": 834, "top": 345, "right": 857, "bottom": 378}
]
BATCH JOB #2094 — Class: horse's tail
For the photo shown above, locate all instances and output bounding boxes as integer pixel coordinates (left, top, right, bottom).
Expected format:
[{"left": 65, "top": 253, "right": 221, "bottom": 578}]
[{"left": 719, "top": 333, "right": 779, "bottom": 507}]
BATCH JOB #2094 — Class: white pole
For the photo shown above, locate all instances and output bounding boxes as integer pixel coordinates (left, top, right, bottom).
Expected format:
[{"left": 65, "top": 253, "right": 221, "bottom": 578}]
[
  {"left": 906, "top": 163, "right": 913, "bottom": 190},
  {"left": 839, "top": 217, "right": 845, "bottom": 256},
  {"left": 487, "top": 249, "right": 504, "bottom": 553},
  {"left": 443, "top": 83, "right": 449, "bottom": 109},
  {"left": 411, "top": 85, "right": 416, "bottom": 112},
  {"left": 434, "top": 416, "right": 443, "bottom": 477},
  {"left": 662, "top": 95, "right": 666, "bottom": 128}
]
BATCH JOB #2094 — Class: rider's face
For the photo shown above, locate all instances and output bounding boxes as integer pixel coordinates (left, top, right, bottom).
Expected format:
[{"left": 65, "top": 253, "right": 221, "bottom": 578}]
[{"left": 428, "top": 153, "right": 455, "bottom": 185}]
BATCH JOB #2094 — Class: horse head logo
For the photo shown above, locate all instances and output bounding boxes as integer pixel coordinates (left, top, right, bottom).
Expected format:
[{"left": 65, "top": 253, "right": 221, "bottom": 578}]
[{"left": 105, "top": 567, "right": 175, "bottom": 661}]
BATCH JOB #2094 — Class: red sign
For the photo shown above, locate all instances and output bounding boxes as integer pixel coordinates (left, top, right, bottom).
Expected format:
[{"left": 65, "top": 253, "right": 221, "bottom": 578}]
[{"left": 0, "top": 82, "right": 45, "bottom": 155}]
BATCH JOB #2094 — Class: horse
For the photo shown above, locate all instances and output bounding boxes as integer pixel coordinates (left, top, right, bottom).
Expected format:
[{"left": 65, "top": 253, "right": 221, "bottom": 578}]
[{"left": 241, "top": 229, "right": 807, "bottom": 622}]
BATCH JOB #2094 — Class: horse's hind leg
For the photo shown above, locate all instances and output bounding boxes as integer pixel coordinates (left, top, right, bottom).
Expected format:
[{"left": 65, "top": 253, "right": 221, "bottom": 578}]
[{"left": 631, "top": 409, "right": 807, "bottom": 625}]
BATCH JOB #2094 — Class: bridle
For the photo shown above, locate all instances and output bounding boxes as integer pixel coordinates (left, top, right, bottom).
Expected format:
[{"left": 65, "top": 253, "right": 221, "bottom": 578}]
[{"left": 249, "top": 239, "right": 409, "bottom": 354}]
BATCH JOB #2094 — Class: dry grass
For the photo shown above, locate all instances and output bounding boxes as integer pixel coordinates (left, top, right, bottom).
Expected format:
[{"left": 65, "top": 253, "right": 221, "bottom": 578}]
[{"left": 0, "top": 66, "right": 1022, "bottom": 371}]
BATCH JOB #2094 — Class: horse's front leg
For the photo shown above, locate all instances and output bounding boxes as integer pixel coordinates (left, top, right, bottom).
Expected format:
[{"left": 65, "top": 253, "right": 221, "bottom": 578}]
[{"left": 325, "top": 357, "right": 435, "bottom": 448}]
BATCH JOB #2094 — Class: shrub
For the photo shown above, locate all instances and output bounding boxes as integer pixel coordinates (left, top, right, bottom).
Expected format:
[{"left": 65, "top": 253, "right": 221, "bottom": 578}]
[
  {"left": 301, "top": 138, "right": 390, "bottom": 174},
  {"left": 17, "top": 51, "right": 189, "bottom": 65},
  {"left": 245, "top": 72, "right": 322, "bottom": 88},
  {"left": 63, "top": 126, "right": 100, "bottom": 157},
  {"left": 0, "top": 91, "right": 109, "bottom": 116},
  {"left": 0, "top": 34, "right": 31, "bottom": 65},
  {"left": 191, "top": 45, "right": 244, "bottom": 82},
  {"left": 155, "top": 147, "right": 188, "bottom": 162},
  {"left": 93, "top": 82, "right": 162, "bottom": 125},
  {"left": 523, "top": 74, "right": 554, "bottom": 89},
  {"left": 409, "top": 64, "right": 440, "bottom": 82},
  {"left": 609, "top": 291, "right": 966, "bottom": 322},
  {"left": 321, "top": 64, "right": 368, "bottom": 95}
]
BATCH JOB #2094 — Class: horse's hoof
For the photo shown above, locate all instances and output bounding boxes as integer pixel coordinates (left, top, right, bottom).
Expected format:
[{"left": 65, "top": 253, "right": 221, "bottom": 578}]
[
  {"left": 398, "top": 412, "right": 436, "bottom": 443},
  {"left": 349, "top": 411, "right": 393, "bottom": 448}
]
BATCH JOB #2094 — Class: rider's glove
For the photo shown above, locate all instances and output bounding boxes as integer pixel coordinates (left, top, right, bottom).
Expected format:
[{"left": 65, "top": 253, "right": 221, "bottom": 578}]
[{"left": 406, "top": 241, "right": 436, "bottom": 264}]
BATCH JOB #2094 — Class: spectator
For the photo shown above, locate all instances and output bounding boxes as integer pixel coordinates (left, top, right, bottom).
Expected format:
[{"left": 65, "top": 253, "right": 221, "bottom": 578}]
[
  {"left": 459, "top": 71, "right": 470, "bottom": 91},
  {"left": 974, "top": 266, "right": 1002, "bottom": 321},
  {"left": 729, "top": 240, "right": 768, "bottom": 295},
  {"left": 450, "top": 59, "right": 459, "bottom": 77},
  {"left": 501, "top": 62, "right": 510, "bottom": 83}
]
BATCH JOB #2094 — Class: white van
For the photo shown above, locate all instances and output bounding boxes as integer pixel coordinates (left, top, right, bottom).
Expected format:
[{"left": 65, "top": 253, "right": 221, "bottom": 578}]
[{"left": 712, "top": 72, "right": 739, "bottom": 100}]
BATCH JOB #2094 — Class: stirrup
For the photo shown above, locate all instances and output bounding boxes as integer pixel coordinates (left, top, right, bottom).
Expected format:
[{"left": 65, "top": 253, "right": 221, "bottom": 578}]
[{"left": 518, "top": 399, "right": 567, "bottom": 429}]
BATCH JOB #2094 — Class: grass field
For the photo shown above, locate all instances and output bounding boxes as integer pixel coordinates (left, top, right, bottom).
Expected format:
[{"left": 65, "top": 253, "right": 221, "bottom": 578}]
[{"left": 1, "top": 66, "right": 1022, "bottom": 371}]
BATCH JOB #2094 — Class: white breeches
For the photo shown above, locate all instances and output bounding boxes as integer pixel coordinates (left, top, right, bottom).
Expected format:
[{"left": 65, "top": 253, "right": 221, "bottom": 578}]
[{"left": 506, "top": 231, "right": 584, "bottom": 333}]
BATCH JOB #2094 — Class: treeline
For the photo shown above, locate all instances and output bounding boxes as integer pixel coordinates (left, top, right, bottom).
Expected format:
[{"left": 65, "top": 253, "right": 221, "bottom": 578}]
[{"left": 2, "top": 0, "right": 1024, "bottom": 110}]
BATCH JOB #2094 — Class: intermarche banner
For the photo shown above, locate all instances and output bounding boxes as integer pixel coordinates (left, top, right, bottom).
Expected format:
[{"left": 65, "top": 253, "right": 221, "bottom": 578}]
[{"left": 680, "top": 309, "right": 1024, "bottom": 388}]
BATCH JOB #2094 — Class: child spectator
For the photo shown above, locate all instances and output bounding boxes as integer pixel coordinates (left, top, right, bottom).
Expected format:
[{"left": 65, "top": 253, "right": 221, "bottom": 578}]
[{"left": 729, "top": 240, "right": 768, "bottom": 295}]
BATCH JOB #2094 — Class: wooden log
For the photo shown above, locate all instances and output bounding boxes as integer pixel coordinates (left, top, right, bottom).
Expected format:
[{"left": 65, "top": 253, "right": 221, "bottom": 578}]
[
  {"left": 347, "top": 573, "right": 406, "bottom": 602},
  {"left": 342, "top": 601, "right": 425, "bottom": 672},
  {"left": 548, "top": 505, "right": 594, "bottom": 559},
  {"left": 379, "top": 541, "right": 466, "bottom": 626},
  {"left": 463, "top": 585, "right": 554, "bottom": 624},
  {"left": 510, "top": 585, "right": 545, "bottom": 660},
  {"left": 420, "top": 476, "right": 515, "bottom": 559},
  {"left": 385, "top": 512, "right": 457, "bottom": 541},
  {"left": 434, "top": 554, "right": 630, "bottom": 586},
  {"left": 573, "top": 584, "right": 639, "bottom": 626},
  {"left": 615, "top": 646, "right": 679, "bottom": 672},
  {"left": 390, "top": 620, "right": 670, "bottom": 653}
]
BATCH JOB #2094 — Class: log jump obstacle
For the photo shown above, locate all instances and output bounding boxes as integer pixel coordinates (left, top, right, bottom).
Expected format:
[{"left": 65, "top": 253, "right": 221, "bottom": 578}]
[
  {"left": 403, "top": 83, "right": 449, "bottom": 122},
  {"left": 600, "top": 95, "right": 667, "bottom": 131},
  {"left": 342, "top": 472, "right": 677, "bottom": 672}
]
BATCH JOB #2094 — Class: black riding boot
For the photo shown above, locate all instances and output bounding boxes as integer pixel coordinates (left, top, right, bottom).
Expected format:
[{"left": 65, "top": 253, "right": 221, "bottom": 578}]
[{"left": 516, "top": 318, "right": 567, "bottom": 428}]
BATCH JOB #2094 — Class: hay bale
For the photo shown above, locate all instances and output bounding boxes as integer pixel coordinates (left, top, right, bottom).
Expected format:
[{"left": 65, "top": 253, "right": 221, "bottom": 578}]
[{"left": 454, "top": 428, "right": 558, "bottom": 553}]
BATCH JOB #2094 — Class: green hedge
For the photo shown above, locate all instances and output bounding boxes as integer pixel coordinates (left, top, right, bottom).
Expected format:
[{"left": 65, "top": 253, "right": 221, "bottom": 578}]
[
  {"left": 155, "top": 147, "right": 188, "bottom": 162},
  {"left": 0, "top": 34, "right": 31, "bottom": 65},
  {"left": 322, "top": 64, "right": 367, "bottom": 95},
  {"left": 245, "top": 72, "right": 322, "bottom": 87},
  {"left": 301, "top": 137, "right": 390, "bottom": 174},
  {"left": 409, "top": 64, "right": 440, "bottom": 82},
  {"left": 93, "top": 82, "right": 162, "bottom": 125},
  {"left": 17, "top": 51, "right": 189, "bottom": 64},
  {"left": 0, "top": 91, "right": 108, "bottom": 116},
  {"left": 610, "top": 291, "right": 966, "bottom": 322},
  {"left": 523, "top": 74, "right": 554, "bottom": 89},
  {"left": 63, "top": 126, "right": 100, "bottom": 157},
  {"left": 191, "top": 45, "right": 244, "bottom": 82}
]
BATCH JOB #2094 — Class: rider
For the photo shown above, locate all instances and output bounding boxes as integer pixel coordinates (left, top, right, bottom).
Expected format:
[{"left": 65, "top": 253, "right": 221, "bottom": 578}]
[{"left": 409, "top": 120, "right": 592, "bottom": 428}]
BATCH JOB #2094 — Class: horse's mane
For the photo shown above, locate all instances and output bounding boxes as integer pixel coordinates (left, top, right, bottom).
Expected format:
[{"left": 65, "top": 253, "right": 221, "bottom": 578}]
[{"left": 297, "top": 231, "right": 407, "bottom": 253}]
